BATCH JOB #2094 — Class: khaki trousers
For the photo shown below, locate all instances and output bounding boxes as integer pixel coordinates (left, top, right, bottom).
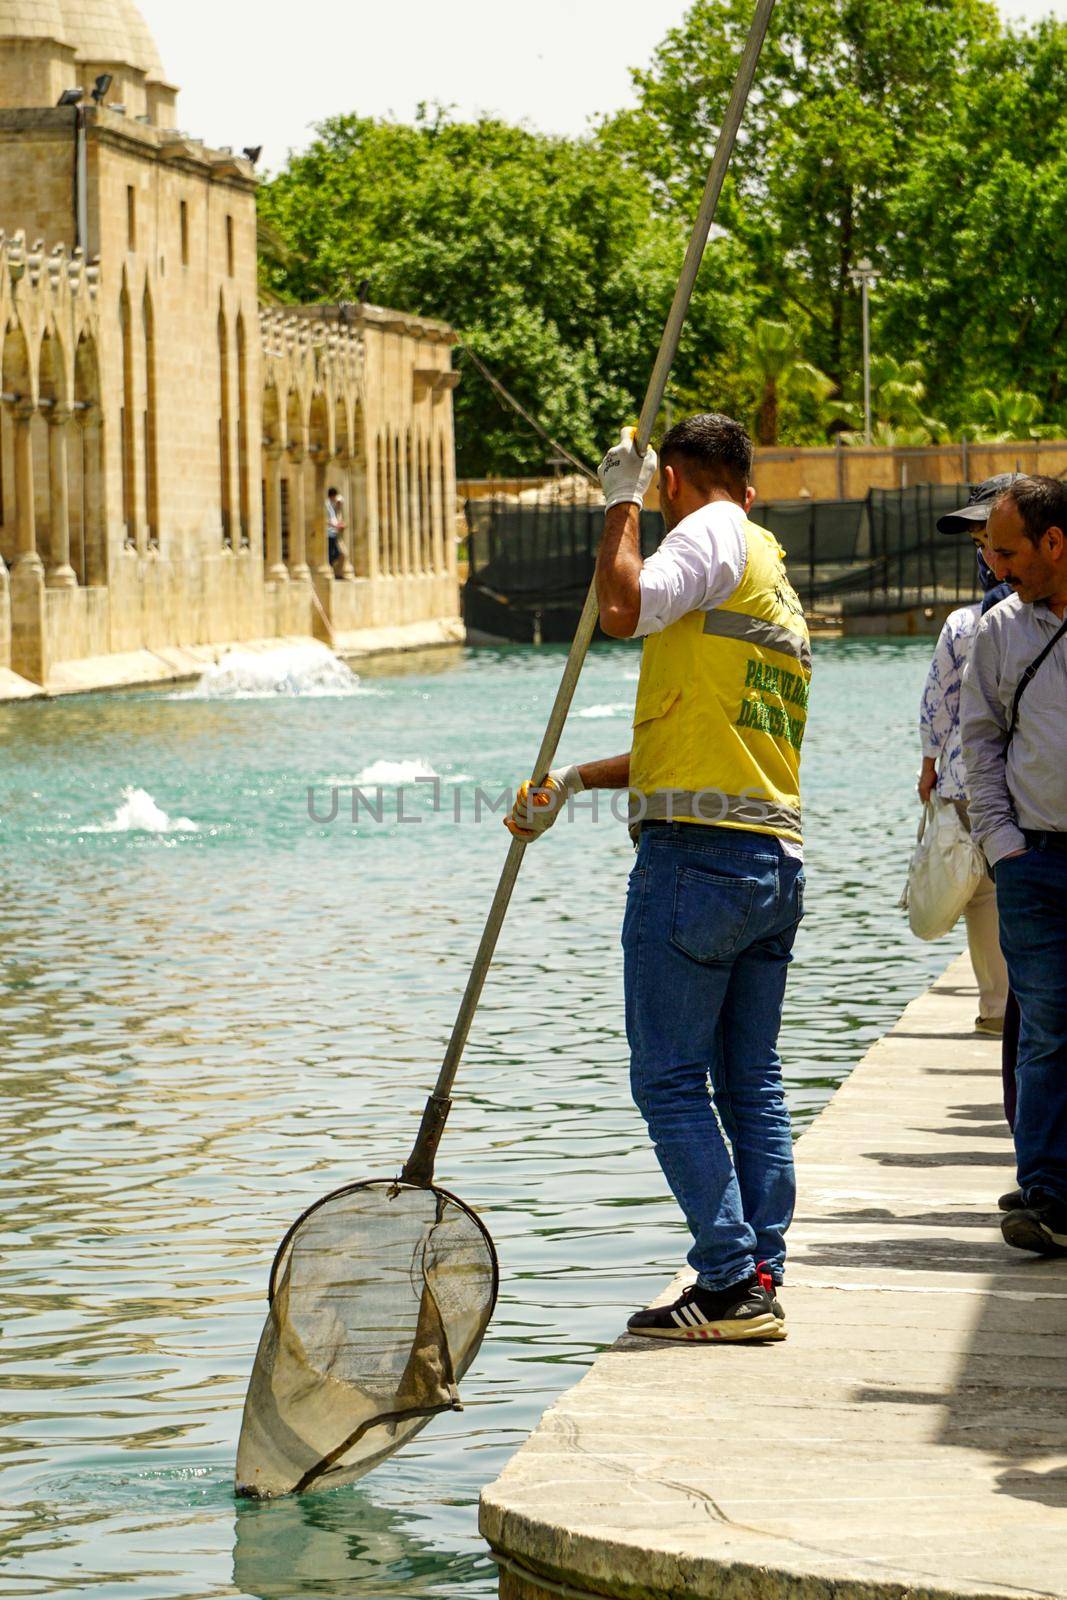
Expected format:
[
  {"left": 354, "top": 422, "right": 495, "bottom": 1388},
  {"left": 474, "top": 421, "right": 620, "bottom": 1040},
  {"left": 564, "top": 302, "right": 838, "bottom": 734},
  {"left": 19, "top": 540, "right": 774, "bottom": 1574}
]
[
  {"left": 953, "top": 799, "right": 1009, "bottom": 1021},
  {"left": 963, "top": 871, "right": 1009, "bottom": 1021}
]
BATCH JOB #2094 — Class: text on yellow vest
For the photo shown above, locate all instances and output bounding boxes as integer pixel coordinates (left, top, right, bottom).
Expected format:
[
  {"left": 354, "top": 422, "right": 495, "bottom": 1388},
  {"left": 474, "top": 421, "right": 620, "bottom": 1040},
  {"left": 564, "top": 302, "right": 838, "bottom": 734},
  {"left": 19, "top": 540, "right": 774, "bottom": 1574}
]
[{"left": 629, "top": 519, "right": 811, "bottom": 843}]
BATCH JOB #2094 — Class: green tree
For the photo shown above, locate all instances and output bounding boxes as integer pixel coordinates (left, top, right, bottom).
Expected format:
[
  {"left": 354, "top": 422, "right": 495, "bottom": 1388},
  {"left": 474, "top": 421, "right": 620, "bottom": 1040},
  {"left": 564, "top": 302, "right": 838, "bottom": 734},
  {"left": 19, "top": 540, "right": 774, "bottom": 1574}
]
[
  {"left": 836, "top": 354, "right": 946, "bottom": 444},
  {"left": 744, "top": 320, "right": 834, "bottom": 447},
  {"left": 602, "top": 0, "right": 999, "bottom": 392},
  {"left": 883, "top": 20, "right": 1067, "bottom": 422},
  {"left": 964, "top": 388, "right": 1049, "bottom": 442},
  {"left": 258, "top": 109, "right": 759, "bottom": 475}
]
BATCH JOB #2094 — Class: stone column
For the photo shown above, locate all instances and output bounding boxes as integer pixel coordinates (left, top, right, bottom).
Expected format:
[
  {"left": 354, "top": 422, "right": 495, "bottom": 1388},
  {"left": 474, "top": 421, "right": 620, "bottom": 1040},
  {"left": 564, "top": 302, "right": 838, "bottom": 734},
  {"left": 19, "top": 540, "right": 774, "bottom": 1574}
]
[
  {"left": 10, "top": 400, "right": 48, "bottom": 684},
  {"left": 79, "top": 405, "right": 107, "bottom": 588},
  {"left": 313, "top": 452, "right": 331, "bottom": 577},
  {"left": 363, "top": 444, "right": 381, "bottom": 581},
  {"left": 47, "top": 403, "right": 78, "bottom": 590},
  {"left": 399, "top": 437, "right": 413, "bottom": 575},
  {"left": 12, "top": 402, "right": 41, "bottom": 570},
  {"left": 264, "top": 445, "right": 288, "bottom": 581},
  {"left": 287, "top": 444, "right": 309, "bottom": 578},
  {"left": 432, "top": 428, "right": 447, "bottom": 576},
  {"left": 339, "top": 457, "right": 357, "bottom": 578}
]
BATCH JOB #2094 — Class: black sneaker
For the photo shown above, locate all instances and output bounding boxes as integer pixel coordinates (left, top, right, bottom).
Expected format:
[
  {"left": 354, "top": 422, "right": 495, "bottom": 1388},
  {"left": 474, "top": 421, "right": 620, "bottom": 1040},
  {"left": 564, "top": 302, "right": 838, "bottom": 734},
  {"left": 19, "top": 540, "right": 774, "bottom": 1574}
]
[
  {"left": 757, "top": 1262, "right": 785, "bottom": 1325},
  {"left": 1001, "top": 1195, "right": 1067, "bottom": 1257},
  {"left": 627, "top": 1275, "right": 784, "bottom": 1343},
  {"left": 998, "top": 1188, "right": 1026, "bottom": 1213}
]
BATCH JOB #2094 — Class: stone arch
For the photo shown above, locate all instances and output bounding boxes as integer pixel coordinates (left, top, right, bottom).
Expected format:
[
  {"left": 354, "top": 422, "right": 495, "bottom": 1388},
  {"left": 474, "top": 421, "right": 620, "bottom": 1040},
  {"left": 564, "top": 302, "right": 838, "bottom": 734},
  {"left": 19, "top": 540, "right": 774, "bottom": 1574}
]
[
  {"left": 73, "top": 330, "right": 105, "bottom": 585},
  {"left": 393, "top": 428, "right": 404, "bottom": 574},
  {"left": 217, "top": 301, "right": 233, "bottom": 548},
  {"left": 375, "top": 429, "right": 387, "bottom": 577},
  {"left": 283, "top": 384, "right": 309, "bottom": 577},
  {"left": 235, "top": 310, "right": 251, "bottom": 548},
  {"left": 262, "top": 379, "right": 282, "bottom": 447},
  {"left": 119, "top": 280, "right": 137, "bottom": 548},
  {"left": 0, "top": 323, "right": 34, "bottom": 569},
  {"left": 307, "top": 389, "right": 330, "bottom": 575},
  {"left": 437, "top": 428, "right": 449, "bottom": 575},
  {"left": 260, "top": 377, "right": 285, "bottom": 579},
  {"left": 33, "top": 330, "right": 60, "bottom": 570},
  {"left": 2, "top": 319, "right": 33, "bottom": 397},
  {"left": 346, "top": 395, "right": 369, "bottom": 578},
  {"left": 406, "top": 427, "right": 420, "bottom": 573},
  {"left": 142, "top": 284, "right": 159, "bottom": 546}
]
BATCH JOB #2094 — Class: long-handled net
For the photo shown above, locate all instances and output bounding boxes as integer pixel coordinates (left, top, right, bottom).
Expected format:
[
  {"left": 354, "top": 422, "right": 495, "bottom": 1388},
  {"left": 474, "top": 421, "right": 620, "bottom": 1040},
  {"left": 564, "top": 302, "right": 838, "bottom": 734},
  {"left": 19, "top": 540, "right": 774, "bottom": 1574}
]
[{"left": 235, "top": 0, "right": 778, "bottom": 1501}]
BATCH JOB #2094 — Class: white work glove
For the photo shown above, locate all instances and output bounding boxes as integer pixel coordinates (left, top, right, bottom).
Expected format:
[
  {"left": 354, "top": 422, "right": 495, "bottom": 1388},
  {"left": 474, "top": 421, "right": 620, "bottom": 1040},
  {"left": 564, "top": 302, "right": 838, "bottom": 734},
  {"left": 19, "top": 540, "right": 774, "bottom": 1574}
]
[
  {"left": 598, "top": 426, "right": 658, "bottom": 510},
  {"left": 504, "top": 765, "right": 584, "bottom": 841}
]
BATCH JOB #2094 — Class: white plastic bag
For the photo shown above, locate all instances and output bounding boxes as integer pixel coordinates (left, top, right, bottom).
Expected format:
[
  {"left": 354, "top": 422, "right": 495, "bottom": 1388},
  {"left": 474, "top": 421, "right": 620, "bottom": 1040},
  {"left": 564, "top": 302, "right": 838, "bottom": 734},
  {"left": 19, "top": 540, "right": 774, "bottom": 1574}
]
[{"left": 900, "top": 800, "right": 985, "bottom": 942}]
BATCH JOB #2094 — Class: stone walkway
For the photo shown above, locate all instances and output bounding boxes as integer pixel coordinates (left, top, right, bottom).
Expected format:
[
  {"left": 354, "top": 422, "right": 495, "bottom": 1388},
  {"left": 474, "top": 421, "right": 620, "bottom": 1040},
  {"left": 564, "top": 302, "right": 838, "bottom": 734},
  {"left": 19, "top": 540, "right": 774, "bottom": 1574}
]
[{"left": 480, "top": 954, "right": 1067, "bottom": 1600}]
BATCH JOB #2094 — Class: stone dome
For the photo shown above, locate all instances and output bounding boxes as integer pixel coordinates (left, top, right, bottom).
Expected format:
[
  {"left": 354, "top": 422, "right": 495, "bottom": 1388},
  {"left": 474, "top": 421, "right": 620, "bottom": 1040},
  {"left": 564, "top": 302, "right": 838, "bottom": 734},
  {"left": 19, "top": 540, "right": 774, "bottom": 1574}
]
[
  {"left": 0, "top": 1, "right": 71, "bottom": 45},
  {"left": 59, "top": 0, "right": 166, "bottom": 80},
  {"left": 115, "top": 0, "right": 165, "bottom": 81}
]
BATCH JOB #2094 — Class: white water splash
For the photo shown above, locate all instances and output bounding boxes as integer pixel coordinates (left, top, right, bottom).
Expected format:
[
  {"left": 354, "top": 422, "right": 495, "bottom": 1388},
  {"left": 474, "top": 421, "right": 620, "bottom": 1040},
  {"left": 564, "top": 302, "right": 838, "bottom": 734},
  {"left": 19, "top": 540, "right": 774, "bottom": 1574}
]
[
  {"left": 84, "top": 788, "right": 199, "bottom": 835},
  {"left": 187, "top": 644, "right": 363, "bottom": 700},
  {"left": 349, "top": 759, "right": 440, "bottom": 785},
  {"left": 577, "top": 703, "right": 632, "bottom": 720}
]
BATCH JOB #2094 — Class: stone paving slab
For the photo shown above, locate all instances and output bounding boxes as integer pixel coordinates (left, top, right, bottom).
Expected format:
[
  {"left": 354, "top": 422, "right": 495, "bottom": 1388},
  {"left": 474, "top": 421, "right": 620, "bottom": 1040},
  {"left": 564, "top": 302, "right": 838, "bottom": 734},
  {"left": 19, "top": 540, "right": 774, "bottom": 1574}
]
[{"left": 480, "top": 955, "right": 1067, "bottom": 1600}]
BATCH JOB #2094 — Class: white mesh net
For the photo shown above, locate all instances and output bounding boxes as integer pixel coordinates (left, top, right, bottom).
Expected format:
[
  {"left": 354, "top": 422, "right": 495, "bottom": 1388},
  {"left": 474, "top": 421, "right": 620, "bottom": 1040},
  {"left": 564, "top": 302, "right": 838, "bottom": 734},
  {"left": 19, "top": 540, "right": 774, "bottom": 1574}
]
[{"left": 236, "top": 1180, "right": 497, "bottom": 1499}]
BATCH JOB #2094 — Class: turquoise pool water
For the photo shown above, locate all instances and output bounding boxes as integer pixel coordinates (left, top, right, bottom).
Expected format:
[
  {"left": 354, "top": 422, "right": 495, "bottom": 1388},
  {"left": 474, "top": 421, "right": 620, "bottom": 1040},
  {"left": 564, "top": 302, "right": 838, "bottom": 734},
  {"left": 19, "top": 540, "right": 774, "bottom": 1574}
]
[{"left": 0, "top": 638, "right": 962, "bottom": 1598}]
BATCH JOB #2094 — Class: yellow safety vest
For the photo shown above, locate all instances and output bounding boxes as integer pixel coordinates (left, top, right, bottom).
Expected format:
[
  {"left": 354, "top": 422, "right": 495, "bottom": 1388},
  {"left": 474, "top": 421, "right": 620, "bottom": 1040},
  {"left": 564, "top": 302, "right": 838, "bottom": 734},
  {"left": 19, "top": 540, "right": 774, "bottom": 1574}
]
[{"left": 630, "top": 518, "right": 811, "bottom": 844}]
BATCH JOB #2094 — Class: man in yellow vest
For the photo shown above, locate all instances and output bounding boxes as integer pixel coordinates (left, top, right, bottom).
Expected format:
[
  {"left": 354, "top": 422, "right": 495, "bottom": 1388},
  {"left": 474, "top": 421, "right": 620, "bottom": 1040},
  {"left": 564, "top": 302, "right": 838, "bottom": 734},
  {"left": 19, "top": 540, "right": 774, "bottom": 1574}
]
[{"left": 507, "top": 414, "right": 810, "bottom": 1342}]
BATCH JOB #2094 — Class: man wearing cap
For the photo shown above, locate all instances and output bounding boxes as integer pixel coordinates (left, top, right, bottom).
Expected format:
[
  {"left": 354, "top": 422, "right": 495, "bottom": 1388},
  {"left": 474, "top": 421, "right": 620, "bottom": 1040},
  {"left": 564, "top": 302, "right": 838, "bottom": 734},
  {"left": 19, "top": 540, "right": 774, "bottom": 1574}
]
[
  {"left": 935, "top": 474, "right": 1017, "bottom": 605},
  {"left": 917, "top": 478, "right": 1015, "bottom": 1033},
  {"left": 961, "top": 475, "right": 1067, "bottom": 1258}
]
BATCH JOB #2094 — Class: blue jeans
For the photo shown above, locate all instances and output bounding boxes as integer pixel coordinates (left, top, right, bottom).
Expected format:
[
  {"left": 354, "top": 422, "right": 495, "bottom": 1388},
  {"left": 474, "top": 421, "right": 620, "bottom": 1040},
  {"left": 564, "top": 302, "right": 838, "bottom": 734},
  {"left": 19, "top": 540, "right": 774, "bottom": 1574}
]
[
  {"left": 994, "top": 842, "right": 1067, "bottom": 1205},
  {"left": 622, "top": 823, "right": 803, "bottom": 1291}
]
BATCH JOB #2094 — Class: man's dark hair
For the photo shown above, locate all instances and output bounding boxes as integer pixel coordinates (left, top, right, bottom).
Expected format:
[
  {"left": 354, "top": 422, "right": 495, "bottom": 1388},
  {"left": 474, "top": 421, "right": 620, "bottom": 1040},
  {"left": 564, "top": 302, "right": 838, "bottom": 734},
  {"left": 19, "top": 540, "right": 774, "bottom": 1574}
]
[
  {"left": 328, "top": 485, "right": 340, "bottom": 497},
  {"left": 1000, "top": 475, "right": 1067, "bottom": 544},
  {"left": 659, "top": 413, "right": 754, "bottom": 500}
]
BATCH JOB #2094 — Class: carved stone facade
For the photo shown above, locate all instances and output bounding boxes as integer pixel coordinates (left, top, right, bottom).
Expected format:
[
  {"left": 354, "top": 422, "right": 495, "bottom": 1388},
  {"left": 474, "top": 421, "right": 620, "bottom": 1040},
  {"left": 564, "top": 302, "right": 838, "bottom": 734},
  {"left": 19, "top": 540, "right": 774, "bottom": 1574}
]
[{"left": 0, "top": 0, "right": 459, "bottom": 692}]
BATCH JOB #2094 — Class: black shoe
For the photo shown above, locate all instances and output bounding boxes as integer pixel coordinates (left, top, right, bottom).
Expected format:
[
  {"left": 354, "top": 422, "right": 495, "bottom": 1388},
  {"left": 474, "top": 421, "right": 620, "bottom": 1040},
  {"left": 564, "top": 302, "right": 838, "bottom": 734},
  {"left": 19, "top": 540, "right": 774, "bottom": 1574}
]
[
  {"left": 1001, "top": 1196, "right": 1067, "bottom": 1257},
  {"left": 998, "top": 1188, "right": 1026, "bottom": 1213},
  {"left": 627, "top": 1275, "right": 784, "bottom": 1343},
  {"left": 757, "top": 1261, "right": 785, "bottom": 1324}
]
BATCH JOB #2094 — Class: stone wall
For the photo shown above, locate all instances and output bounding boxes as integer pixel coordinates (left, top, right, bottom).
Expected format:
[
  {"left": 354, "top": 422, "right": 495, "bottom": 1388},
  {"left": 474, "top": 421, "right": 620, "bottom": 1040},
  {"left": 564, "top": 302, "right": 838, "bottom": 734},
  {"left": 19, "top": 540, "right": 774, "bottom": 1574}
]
[{"left": 0, "top": 115, "right": 460, "bottom": 690}]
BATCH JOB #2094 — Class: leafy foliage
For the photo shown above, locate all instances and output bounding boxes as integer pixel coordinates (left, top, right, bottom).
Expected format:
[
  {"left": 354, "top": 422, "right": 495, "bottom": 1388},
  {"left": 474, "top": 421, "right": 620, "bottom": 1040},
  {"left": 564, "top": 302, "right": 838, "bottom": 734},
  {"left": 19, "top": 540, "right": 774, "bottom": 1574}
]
[
  {"left": 259, "top": 6, "right": 1067, "bottom": 473},
  {"left": 258, "top": 110, "right": 758, "bottom": 476}
]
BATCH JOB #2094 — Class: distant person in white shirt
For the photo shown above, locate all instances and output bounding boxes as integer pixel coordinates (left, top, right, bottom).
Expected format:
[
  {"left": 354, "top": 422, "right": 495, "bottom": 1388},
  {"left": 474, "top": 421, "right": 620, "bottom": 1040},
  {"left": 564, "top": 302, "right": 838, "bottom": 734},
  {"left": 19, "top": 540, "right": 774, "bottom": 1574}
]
[
  {"left": 505, "top": 413, "right": 810, "bottom": 1344},
  {"left": 326, "top": 488, "right": 347, "bottom": 576}
]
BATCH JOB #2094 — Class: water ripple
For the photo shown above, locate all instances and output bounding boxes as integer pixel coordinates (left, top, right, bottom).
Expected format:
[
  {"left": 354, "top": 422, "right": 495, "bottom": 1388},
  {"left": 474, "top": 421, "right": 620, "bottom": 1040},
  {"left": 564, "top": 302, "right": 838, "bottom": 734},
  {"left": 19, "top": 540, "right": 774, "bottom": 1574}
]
[{"left": 0, "top": 638, "right": 960, "bottom": 1597}]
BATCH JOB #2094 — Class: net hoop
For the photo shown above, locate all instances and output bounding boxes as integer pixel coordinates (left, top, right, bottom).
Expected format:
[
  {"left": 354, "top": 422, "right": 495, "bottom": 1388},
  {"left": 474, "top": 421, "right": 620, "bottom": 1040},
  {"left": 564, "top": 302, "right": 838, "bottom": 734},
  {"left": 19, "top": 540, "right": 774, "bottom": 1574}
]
[{"left": 267, "top": 1177, "right": 499, "bottom": 1310}]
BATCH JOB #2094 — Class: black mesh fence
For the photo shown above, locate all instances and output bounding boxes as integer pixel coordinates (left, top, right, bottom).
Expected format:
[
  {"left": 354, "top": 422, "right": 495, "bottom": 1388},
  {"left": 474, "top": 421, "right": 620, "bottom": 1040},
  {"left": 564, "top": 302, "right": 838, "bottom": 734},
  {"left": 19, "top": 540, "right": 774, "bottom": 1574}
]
[{"left": 463, "top": 484, "right": 983, "bottom": 641}]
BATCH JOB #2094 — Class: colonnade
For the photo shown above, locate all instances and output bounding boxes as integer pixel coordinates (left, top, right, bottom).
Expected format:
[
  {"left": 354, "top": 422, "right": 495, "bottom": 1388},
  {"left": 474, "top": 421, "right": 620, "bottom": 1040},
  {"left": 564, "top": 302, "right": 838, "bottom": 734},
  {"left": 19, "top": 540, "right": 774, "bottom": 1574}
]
[
  {"left": 262, "top": 432, "right": 370, "bottom": 585},
  {"left": 373, "top": 426, "right": 449, "bottom": 578},
  {"left": 0, "top": 382, "right": 105, "bottom": 588}
]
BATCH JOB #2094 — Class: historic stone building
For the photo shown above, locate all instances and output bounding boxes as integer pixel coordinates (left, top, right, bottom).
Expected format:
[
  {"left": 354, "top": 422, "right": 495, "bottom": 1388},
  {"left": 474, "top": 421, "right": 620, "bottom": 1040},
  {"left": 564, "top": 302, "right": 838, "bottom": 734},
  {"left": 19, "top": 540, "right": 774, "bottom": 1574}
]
[{"left": 0, "top": 0, "right": 460, "bottom": 695}]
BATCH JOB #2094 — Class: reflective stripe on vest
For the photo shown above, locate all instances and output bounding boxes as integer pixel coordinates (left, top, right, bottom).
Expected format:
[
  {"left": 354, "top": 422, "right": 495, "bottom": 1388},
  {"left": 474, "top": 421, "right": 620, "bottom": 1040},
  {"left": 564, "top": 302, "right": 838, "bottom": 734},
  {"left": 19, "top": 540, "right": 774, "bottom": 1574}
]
[
  {"left": 632, "top": 788, "right": 803, "bottom": 834},
  {"left": 702, "top": 608, "right": 812, "bottom": 673}
]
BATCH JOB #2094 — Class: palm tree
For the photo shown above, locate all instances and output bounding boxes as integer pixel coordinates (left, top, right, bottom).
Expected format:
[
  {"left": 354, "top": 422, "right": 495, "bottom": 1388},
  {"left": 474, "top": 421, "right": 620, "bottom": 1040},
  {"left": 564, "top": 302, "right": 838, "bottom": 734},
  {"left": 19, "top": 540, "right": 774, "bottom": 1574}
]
[
  {"left": 747, "top": 320, "right": 835, "bottom": 447},
  {"left": 836, "top": 354, "right": 945, "bottom": 446},
  {"left": 967, "top": 388, "right": 1047, "bottom": 442}
]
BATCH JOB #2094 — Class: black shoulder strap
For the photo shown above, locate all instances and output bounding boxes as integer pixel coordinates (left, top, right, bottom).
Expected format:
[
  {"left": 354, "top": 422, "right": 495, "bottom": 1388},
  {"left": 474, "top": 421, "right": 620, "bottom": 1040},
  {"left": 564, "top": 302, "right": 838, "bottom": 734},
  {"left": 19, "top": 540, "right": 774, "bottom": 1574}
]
[{"left": 1008, "top": 615, "right": 1067, "bottom": 742}]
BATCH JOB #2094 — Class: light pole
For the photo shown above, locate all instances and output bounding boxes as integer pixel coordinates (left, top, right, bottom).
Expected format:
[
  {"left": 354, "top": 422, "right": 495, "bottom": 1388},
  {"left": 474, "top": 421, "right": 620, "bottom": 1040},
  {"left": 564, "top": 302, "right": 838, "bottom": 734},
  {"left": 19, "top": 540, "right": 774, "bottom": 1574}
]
[{"left": 850, "top": 258, "right": 876, "bottom": 446}]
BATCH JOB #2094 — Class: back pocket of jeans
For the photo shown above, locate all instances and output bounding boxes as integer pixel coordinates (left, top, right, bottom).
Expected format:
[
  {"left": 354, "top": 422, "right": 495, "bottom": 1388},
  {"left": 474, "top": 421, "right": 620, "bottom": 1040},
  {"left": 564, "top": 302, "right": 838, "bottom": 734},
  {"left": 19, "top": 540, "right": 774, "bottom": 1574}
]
[{"left": 670, "top": 864, "right": 756, "bottom": 964}]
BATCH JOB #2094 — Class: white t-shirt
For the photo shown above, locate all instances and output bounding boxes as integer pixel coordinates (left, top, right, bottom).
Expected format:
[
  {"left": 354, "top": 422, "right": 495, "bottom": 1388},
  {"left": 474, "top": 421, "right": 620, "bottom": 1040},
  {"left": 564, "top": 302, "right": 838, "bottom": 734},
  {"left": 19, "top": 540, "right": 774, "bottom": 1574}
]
[
  {"left": 633, "top": 499, "right": 803, "bottom": 861},
  {"left": 636, "top": 500, "right": 748, "bottom": 636}
]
